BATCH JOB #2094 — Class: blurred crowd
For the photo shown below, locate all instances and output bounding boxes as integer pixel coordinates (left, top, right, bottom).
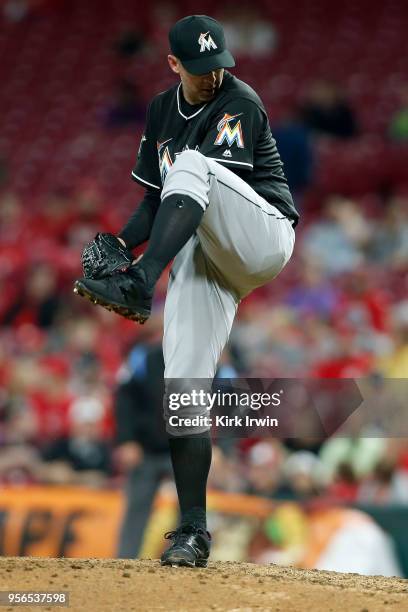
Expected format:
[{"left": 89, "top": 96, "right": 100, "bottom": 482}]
[
  {"left": 0, "top": 182, "right": 407, "bottom": 504},
  {"left": 209, "top": 436, "right": 408, "bottom": 506}
]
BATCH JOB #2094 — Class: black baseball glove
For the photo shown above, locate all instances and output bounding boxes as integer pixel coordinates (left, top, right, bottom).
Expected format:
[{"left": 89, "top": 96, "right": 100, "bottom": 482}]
[{"left": 81, "top": 232, "right": 134, "bottom": 279}]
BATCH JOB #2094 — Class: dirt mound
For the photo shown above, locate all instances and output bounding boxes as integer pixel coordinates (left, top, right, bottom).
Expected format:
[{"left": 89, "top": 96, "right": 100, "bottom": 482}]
[{"left": 0, "top": 557, "right": 406, "bottom": 612}]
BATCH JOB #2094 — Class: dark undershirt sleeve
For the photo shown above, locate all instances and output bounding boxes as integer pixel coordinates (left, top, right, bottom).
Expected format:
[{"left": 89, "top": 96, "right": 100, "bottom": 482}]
[{"left": 118, "top": 188, "right": 161, "bottom": 249}]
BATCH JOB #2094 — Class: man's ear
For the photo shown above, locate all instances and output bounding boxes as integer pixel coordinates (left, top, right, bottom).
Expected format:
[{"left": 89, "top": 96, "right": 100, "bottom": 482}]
[{"left": 168, "top": 55, "right": 181, "bottom": 74}]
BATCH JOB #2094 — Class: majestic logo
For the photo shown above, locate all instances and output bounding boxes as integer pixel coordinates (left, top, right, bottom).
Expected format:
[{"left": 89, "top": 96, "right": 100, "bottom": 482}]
[
  {"left": 222, "top": 149, "right": 232, "bottom": 157},
  {"left": 157, "top": 140, "right": 173, "bottom": 182},
  {"left": 198, "top": 31, "right": 218, "bottom": 53},
  {"left": 214, "top": 113, "right": 244, "bottom": 148}
]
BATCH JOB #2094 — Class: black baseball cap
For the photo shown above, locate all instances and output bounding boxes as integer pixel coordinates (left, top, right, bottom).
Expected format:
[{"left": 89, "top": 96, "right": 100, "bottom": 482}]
[{"left": 169, "top": 15, "right": 235, "bottom": 76}]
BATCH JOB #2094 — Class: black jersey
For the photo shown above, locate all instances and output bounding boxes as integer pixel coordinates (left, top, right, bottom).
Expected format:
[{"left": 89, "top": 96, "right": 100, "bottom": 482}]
[{"left": 132, "top": 72, "right": 299, "bottom": 225}]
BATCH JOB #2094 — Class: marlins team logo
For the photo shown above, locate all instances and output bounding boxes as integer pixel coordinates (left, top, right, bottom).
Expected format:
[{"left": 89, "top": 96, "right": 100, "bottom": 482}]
[
  {"left": 137, "top": 134, "right": 146, "bottom": 159},
  {"left": 157, "top": 139, "right": 173, "bottom": 182},
  {"left": 214, "top": 113, "right": 244, "bottom": 148},
  {"left": 198, "top": 31, "right": 218, "bottom": 53}
]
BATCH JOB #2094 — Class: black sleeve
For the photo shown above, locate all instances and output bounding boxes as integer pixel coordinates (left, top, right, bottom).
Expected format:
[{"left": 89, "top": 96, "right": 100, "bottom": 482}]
[
  {"left": 118, "top": 187, "right": 161, "bottom": 249},
  {"left": 199, "top": 98, "right": 264, "bottom": 172},
  {"left": 131, "top": 101, "right": 162, "bottom": 191},
  {"left": 95, "top": 444, "right": 112, "bottom": 475},
  {"left": 114, "top": 379, "right": 145, "bottom": 445},
  {"left": 41, "top": 438, "right": 70, "bottom": 462}
]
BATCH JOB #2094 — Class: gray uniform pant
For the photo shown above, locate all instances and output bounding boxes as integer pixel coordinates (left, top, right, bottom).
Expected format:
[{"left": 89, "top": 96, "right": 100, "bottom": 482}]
[
  {"left": 161, "top": 150, "right": 295, "bottom": 435},
  {"left": 117, "top": 454, "right": 172, "bottom": 558}
]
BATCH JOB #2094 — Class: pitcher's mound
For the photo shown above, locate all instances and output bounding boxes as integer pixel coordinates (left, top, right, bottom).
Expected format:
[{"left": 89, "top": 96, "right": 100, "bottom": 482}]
[{"left": 0, "top": 557, "right": 406, "bottom": 611}]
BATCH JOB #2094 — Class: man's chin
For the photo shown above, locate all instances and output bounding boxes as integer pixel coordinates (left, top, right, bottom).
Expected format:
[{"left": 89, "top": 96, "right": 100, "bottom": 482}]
[{"left": 200, "top": 90, "right": 216, "bottom": 102}]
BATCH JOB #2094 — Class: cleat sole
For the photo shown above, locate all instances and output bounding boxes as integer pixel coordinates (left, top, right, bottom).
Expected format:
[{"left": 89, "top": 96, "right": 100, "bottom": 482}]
[
  {"left": 161, "top": 557, "right": 207, "bottom": 568},
  {"left": 73, "top": 280, "right": 150, "bottom": 324}
]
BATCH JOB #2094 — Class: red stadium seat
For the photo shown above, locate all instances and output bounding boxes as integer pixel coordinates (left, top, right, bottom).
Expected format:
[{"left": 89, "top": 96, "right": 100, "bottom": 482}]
[{"left": 1, "top": 0, "right": 407, "bottom": 204}]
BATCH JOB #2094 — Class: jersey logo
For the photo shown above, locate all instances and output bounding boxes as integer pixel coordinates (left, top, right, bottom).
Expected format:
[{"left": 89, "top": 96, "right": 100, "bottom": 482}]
[
  {"left": 222, "top": 149, "right": 232, "bottom": 157},
  {"left": 157, "top": 142, "right": 173, "bottom": 182},
  {"left": 198, "top": 31, "right": 218, "bottom": 53},
  {"left": 214, "top": 113, "right": 244, "bottom": 148},
  {"left": 137, "top": 134, "right": 146, "bottom": 158},
  {"left": 175, "top": 144, "right": 200, "bottom": 157},
  {"left": 157, "top": 138, "right": 173, "bottom": 152}
]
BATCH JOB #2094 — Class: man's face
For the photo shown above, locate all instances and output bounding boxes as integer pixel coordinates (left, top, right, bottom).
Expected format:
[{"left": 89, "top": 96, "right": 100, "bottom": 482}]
[{"left": 168, "top": 55, "right": 224, "bottom": 105}]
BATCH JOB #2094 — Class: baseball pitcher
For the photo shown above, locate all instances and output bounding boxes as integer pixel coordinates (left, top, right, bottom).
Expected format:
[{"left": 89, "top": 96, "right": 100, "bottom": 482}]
[{"left": 74, "top": 15, "right": 299, "bottom": 567}]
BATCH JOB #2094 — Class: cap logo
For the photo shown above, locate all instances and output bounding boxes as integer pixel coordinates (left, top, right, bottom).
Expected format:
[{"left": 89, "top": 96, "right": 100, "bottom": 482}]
[{"left": 198, "top": 31, "right": 218, "bottom": 53}]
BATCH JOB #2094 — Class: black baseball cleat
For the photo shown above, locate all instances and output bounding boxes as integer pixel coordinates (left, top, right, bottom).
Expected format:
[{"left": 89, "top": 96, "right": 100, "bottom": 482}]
[
  {"left": 160, "top": 525, "right": 211, "bottom": 568},
  {"left": 73, "top": 265, "right": 153, "bottom": 324}
]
